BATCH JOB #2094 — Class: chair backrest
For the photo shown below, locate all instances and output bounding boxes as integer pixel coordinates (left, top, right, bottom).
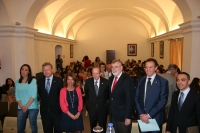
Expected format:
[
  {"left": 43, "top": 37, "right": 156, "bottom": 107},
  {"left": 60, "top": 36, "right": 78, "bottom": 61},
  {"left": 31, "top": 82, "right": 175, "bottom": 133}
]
[
  {"left": 0, "top": 121, "right": 2, "bottom": 131},
  {"left": 0, "top": 101, "right": 8, "bottom": 116},
  {"left": 1, "top": 94, "right": 7, "bottom": 101},
  {"left": 7, "top": 102, "right": 18, "bottom": 117},
  {"left": 3, "top": 117, "right": 17, "bottom": 133},
  {"left": 187, "top": 126, "right": 199, "bottom": 133}
]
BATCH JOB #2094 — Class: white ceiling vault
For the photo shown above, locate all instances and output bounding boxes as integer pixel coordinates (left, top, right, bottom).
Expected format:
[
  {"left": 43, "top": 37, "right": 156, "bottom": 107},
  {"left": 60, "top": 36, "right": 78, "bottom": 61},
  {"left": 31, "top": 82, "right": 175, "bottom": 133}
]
[{"left": 25, "top": 0, "right": 199, "bottom": 39}]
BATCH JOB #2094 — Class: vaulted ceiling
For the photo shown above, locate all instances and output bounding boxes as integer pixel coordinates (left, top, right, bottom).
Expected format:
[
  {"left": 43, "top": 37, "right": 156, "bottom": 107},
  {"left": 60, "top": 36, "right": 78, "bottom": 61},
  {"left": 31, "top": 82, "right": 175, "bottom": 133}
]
[{"left": 32, "top": 0, "right": 184, "bottom": 39}]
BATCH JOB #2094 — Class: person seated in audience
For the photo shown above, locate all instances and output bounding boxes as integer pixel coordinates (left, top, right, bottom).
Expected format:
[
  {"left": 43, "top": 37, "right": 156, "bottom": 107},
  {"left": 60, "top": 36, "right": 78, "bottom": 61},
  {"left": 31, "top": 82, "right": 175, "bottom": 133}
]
[
  {"left": 93, "top": 57, "right": 103, "bottom": 67},
  {"left": 190, "top": 77, "right": 200, "bottom": 93},
  {"left": 106, "top": 64, "right": 112, "bottom": 78},
  {"left": 69, "top": 62, "right": 74, "bottom": 70},
  {"left": 84, "top": 55, "right": 91, "bottom": 69},
  {"left": 156, "top": 66, "right": 164, "bottom": 74},
  {"left": 87, "top": 70, "right": 92, "bottom": 79},
  {"left": 99, "top": 63, "right": 109, "bottom": 79},
  {"left": 137, "top": 60, "right": 142, "bottom": 67},
  {"left": 78, "top": 67, "right": 87, "bottom": 81},
  {"left": 74, "top": 66, "right": 80, "bottom": 77},
  {"left": 5, "top": 78, "right": 16, "bottom": 105}
]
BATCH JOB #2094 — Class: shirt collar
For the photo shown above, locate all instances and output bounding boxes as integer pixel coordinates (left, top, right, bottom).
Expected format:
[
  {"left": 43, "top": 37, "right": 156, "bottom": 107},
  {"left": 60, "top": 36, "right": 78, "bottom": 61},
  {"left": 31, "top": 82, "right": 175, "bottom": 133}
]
[
  {"left": 46, "top": 74, "right": 53, "bottom": 81},
  {"left": 146, "top": 73, "right": 156, "bottom": 81},
  {"left": 180, "top": 87, "right": 190, "bottom": 95}
]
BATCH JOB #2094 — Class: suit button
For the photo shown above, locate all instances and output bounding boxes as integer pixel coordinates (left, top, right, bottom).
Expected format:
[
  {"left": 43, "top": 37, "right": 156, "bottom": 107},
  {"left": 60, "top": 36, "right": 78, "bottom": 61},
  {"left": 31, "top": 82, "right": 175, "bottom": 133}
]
[{"left": 111, "top": 98, "right": 113, "bottom": 100}]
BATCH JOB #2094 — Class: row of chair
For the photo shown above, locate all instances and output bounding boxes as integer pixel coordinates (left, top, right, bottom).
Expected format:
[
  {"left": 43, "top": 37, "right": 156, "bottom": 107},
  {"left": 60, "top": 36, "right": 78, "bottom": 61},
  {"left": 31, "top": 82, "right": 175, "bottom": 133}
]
[{"left": 3, "top": 117, "right": 43, "bottom": 133}]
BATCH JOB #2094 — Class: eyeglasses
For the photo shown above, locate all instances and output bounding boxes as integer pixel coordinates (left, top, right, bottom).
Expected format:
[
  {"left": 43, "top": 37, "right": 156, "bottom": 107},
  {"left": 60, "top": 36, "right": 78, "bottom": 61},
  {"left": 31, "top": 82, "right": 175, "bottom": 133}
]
[{"left": 111, "top": 66, "right": 121, "bottom": 69}]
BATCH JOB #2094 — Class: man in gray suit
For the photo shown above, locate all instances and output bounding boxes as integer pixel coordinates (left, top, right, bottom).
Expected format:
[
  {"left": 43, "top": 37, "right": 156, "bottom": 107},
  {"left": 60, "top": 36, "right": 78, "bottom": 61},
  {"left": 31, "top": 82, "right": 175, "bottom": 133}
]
[{"left": 159, "top": 64, "right": 177, "bottom": 119}]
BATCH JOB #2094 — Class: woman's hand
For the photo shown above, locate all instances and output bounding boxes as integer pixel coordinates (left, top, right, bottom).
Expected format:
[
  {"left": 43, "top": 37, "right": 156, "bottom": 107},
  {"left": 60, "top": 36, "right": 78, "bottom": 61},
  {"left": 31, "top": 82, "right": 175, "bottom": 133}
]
[
  {"left": 67, "top": 111, "right": 76, "bottom": 120},
  {"left": 74, "top": 112, "right": 80, "bottom": 119},
  {"left": 21, "top": 106, "right": 28, "bottom": 113}
]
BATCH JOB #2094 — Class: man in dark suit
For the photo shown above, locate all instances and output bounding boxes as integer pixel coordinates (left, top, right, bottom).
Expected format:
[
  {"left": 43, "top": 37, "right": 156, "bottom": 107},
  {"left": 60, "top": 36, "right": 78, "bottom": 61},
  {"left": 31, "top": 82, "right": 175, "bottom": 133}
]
[
  {"left": 166, "top": 72, "right": 200, "bottom": 133},
  {"left": 109, "top": 59, "right": 134, "bottom": 133},
  {"left": 85, "top": 67, "right": 109, "bottom": 133},
  {"left": 38, "top": 62, "right": 63, "bottom": 133},
  {"left": 135, "top": 58, "right": 168, "bottom": 133}
]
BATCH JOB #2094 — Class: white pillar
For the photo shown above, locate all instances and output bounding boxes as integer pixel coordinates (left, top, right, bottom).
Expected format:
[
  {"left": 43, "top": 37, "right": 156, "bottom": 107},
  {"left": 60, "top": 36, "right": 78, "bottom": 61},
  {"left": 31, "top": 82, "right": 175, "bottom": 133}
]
[
  {"left": 0, "top": 26, "right": 37, "bottom": 84},
  {"left": 179, "top": 20, "right": 200, "bottom": 79}
]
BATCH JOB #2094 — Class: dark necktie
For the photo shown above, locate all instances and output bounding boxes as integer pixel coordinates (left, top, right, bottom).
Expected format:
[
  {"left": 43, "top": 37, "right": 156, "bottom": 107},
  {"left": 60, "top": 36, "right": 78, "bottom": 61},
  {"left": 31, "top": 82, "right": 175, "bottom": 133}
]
[
  {"left": 46, "top": 78, "right": 50, "bottom": 94},
  {"left": 145, "top": 78, "right": 151, "bottom": 100},
  {"left": 112, "top": 76, "right": 118, "bottom": 92},
  {"left": 94, "top": 80, "right": 98, "bottom": 96},
  {"left": 178, "top": 92, "right": 184, "bottom": 111}
]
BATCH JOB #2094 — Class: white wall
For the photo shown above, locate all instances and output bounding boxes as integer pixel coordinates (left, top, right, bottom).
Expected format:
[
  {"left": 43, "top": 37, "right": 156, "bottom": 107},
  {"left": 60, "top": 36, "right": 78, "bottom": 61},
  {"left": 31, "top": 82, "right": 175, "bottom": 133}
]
[
  {"left": 34, "top": 33, "right": 76, "bottom": 73},
  {"left": 75, "top": 16, "right": 150, "bottom": 63}
]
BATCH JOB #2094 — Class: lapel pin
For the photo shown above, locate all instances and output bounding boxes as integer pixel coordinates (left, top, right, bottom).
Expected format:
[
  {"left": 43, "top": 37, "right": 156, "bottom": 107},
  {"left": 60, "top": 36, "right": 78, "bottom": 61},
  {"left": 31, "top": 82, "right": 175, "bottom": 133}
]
[
  {"left": 102, "top": 83, "right": 103, "bottom": 84},
  {"left": 54, "top": 81, "right": 55, "bottom": 82}
]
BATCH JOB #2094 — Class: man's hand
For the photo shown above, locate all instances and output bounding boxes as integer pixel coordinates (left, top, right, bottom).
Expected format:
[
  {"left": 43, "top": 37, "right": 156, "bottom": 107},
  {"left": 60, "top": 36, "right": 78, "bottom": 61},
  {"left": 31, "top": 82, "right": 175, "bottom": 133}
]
[
  {"left": 166, "top": 131, "right": 171, "bottom": 133},
  {"left": 125, "top": 118, "right": 131, "bottom": 126},
  {"left": 140, "top": 114, "right": 150, "bottom": 123}
]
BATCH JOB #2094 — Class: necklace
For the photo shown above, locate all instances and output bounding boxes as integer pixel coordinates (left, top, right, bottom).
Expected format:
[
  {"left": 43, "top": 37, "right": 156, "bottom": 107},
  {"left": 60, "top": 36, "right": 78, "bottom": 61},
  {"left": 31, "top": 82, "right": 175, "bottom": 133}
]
[{"left": 68, "top": 89, "right": 75, "bottom": 108}]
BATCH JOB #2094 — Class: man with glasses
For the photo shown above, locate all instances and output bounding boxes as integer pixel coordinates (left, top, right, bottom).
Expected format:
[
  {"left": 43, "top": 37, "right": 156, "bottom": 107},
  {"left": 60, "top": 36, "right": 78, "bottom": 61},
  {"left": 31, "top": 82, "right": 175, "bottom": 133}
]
[{"left": 109, "top": 59, "right": 134, "bottom": 133}]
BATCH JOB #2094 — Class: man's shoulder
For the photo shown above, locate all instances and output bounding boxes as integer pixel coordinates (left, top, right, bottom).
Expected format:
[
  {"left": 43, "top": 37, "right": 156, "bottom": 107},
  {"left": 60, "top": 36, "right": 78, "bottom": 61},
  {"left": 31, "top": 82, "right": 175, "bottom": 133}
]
[
  {"left": 156, "top": 74, "right": 168, "bottom": 82},
  {"left": 53, "top": 76, "right": 63, "bottom": 82},
  {"left": 159, "top": 73, "right": 175, "bottom": 79}
]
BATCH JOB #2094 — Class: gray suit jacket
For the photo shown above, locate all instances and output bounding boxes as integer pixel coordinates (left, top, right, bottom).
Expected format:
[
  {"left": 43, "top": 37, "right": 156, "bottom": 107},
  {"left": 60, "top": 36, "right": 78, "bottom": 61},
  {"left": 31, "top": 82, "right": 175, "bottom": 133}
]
[{"left": 159, "top": 72, "right": 177, "bottom": 106}]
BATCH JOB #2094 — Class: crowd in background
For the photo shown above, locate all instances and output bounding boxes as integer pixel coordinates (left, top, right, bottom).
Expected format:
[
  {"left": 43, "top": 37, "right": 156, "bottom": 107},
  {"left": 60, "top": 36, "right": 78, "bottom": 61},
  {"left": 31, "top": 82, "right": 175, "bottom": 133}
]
[{"left": 1, "top": 55, "right": 200, "bottom": 133}]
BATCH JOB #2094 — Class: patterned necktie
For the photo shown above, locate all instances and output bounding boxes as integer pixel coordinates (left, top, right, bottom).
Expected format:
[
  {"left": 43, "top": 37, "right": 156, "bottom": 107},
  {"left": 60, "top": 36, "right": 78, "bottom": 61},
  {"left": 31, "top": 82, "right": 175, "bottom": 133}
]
[
  {"left": 94, "top": 80, "right": 98, "bottom": 96},
  {"left": 112, "top": 76, "right": 118, "bottom": 92},
  {"left": 178, "top": 92, "right": 184, "bottom": 111},
  {"left": 46, "top": 78, "right": 50, "bottom": 94}
]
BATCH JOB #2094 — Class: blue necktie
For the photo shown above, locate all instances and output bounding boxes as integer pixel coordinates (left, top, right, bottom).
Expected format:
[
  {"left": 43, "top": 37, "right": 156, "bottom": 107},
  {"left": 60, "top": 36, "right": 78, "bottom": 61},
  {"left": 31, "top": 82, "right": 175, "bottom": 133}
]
[
  {"left": 46, "top": 79, "right": 50, "bottom": 94},
  {"left": 178, "top": 92, "right": 184, "bottom": 111}
]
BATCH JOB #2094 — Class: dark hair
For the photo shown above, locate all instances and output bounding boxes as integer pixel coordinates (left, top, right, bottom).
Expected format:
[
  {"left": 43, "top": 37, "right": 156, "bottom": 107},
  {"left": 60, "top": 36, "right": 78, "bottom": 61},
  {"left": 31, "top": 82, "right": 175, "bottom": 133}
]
[
  {"left": 178, "top": 72, "right": 190, "bottom": 80},
  {"left": 145, "top": 58, "right": 159, "bottom": 67},
  {"left": 95, "top": 57, "right": 100, "bottom": 62},
  {"left": 157, "top": 66, "right": 164, "bottom": 73},
  {"left": 190, "top": 77, "right": 200, "bottom": 87},
  {"left": 19, "top": 64, "right": 33, "bottom": 84},
  {"left": 5, "top": 78, "right": 15, "bottom": 90},
  {"left": 99, "top": 62, "right": 106, "bottom": 72},
  {"left": 65, "top": 74, "right": 77, "bottom": 87},
  {"left": 84, "top": 55, "right": 89, "bottom": 60}
]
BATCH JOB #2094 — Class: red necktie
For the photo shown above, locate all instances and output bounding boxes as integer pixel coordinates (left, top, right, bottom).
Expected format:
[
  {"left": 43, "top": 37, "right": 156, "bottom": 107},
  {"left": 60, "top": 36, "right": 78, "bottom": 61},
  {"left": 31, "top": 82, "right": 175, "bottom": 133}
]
[{"left": 112, "top": 76, "right": 118, "bottom": 92}]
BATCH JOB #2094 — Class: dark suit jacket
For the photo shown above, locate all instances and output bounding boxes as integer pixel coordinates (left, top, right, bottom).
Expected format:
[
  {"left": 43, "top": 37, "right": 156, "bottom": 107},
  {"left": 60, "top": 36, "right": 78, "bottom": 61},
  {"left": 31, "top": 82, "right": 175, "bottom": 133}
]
[
  {"left": 166, "top": 89, "right": 200, "bottom": 133},
  {"left": 109, "top": 73, "right": 134, "bottom": 121},
  {"left": 37, "top": 76, "right": 63, "bottom": 116},
  {"left": 135, "top": 74, "right": 168, "bottom": 126},
  {"left": 84, "top": 77, "right": 109, "bottom": 116}
]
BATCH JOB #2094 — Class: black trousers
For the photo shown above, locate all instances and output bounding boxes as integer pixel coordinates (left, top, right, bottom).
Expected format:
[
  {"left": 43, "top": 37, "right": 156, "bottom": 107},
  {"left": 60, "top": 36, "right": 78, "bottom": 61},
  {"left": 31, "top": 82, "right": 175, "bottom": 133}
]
[
  {"left": 41, "top": 112, "right": 61, "bottom": 133},
  {"left": 88, "top": 108, "right": 107, "bottom": 133},
  {"left": 112, "top": 120, "right": 132, "bottom": 133}
]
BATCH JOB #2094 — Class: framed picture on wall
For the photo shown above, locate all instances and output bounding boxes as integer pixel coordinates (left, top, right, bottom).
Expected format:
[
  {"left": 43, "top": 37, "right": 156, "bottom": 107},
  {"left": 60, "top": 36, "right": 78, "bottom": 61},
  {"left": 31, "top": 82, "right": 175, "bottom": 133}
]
[
  {"left": 151, "top": 43, "right": 154, "bottom": 57},
  {"left": 127, "top": 44, "right": 137, "bottom": 56},
  {"left": 70, "top": 44, "right": 73, "bottom": 58},
  {"left": 160, "top": 41, "right": 164, "bottom": 58}
]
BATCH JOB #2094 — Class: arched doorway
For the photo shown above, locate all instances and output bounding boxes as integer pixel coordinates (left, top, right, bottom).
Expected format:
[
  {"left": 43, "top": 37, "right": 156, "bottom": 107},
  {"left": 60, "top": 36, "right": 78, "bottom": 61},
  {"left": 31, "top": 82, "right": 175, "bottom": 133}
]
[{"left": 55, "top": 45, "right": 63, "bottom": 70}]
